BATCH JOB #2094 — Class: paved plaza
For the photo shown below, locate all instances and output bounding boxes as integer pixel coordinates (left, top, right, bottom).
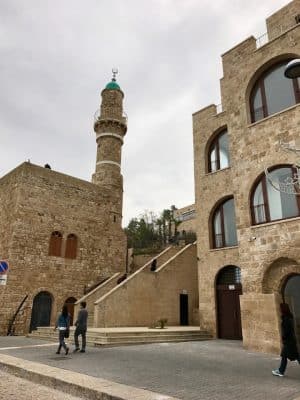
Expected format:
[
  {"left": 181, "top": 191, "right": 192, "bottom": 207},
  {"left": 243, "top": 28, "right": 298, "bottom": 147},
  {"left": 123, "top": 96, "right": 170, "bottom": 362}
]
[{"left": 0, "top": 337, "right": 300, "bottom": 400}]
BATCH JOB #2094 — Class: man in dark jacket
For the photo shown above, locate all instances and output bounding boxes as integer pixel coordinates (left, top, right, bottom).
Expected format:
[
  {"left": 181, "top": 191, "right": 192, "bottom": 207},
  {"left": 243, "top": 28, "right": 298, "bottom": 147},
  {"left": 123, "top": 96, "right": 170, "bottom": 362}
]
[
  {"left": 272, "top": 303, "right": 300, "bottom": 377},
  {"left": 73, "top": 301, "right": 88, "bottom": 353}
]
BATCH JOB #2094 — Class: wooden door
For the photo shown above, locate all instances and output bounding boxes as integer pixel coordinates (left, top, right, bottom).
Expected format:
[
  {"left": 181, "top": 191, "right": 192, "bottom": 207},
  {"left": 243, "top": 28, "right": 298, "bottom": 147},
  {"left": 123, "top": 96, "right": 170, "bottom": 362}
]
[
  {"left": 30, "top": 291, "right": 52, "bottom": 332},
  {"left": 180, "top": 294, "right": 189, "bottom": 326},
  {"left": 65, "top": 297, "right": 77, "bottom": 325},
  {"left": 217, "top": 284, "right": 242, "bottom": 339}
]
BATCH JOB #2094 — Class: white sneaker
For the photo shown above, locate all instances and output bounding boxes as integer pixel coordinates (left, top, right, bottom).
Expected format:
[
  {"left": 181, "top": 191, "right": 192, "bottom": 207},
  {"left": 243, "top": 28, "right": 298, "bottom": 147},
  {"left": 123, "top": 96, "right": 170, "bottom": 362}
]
[{"left": 272, "top": 369, "right": 284, "bottom": 377}]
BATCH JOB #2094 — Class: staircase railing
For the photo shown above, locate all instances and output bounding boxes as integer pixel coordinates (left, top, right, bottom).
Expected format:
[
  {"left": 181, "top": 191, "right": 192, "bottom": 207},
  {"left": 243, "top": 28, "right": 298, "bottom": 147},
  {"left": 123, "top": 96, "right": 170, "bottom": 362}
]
[{"left": 7, "top": 294, "right": 28, "bottom": 335}]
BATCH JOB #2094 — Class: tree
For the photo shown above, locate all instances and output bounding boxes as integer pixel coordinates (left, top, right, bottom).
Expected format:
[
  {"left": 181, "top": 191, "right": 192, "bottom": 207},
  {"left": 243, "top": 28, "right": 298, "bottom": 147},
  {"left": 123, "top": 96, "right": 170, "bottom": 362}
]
[{"left": 125, "top": 206, "right": 179, "bottom": 250}]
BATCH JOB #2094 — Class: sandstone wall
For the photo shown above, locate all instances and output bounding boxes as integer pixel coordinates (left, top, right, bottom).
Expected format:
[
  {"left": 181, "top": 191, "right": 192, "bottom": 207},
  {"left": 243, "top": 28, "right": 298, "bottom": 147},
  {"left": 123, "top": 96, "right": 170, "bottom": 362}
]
[
  {"left": 193, "top": 1, "right": 300, "bottom": 352},
  {"left": 94, "top": 244, "right": 199, "bottom": 327},
  {"left": 0, "top": 162, "right": 126, "bottom": 334}
]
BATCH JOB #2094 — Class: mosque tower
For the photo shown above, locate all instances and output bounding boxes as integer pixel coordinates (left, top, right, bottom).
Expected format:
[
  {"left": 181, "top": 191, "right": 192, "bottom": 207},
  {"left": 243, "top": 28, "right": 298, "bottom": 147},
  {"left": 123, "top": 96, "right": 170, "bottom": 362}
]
[{"left": 92, "top": 70, "right": 127, "bottom": 224}]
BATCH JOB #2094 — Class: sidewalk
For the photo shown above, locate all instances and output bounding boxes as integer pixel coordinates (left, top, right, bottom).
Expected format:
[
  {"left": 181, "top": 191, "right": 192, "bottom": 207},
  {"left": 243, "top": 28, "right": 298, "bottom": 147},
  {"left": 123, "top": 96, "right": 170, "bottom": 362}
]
[
  {"left": 0, "top": 369, "right": 84, "bottom": 400},
  {"left": 0, "top": 337, "right": 300, "bottom": 400}
]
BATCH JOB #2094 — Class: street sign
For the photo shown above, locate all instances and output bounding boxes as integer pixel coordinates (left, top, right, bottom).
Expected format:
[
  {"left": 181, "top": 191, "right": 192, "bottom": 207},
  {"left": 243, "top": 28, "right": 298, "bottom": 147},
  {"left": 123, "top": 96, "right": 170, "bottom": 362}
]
[
  {"left": 0, "top": 274, "right": 7, "bottom": 285},
  {"left": 0, "top": 260, "right": 9, "bottom": 274}
]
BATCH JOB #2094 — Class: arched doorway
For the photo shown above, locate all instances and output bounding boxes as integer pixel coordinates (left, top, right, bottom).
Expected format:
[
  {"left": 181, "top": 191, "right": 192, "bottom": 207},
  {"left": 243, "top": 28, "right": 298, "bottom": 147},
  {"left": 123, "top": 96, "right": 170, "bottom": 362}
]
[
  {"left": 64, "top": 297, "right": 77, "bottom": 325},
  {"left": 282, "top": 274, "right": 300, "bottom": 346},
  {"left": 29, "top": 291, "right": 52, "bottom": 332},
  {"left": 216, "top": 265, "right": 242, "bottom": 339}
]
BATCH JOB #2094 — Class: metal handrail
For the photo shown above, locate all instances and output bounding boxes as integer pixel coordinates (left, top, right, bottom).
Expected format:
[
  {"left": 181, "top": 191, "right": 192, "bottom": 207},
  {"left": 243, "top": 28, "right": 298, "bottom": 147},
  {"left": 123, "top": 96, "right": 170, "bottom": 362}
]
[{"left": 93, "top": 108, "right": 128, "bottom": 123}]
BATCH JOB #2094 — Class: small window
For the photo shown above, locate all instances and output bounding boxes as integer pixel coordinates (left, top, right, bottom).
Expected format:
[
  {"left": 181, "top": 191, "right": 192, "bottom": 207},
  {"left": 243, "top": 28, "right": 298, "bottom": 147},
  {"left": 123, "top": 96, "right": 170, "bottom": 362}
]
[
  {"left": 208, "top": 130, "right": 230, "bottom": 172},
  {"left": 49, "top": 231, "right": 62, "bottom": 257},
  {"left": 212, "top": 198, "right": 238, "bottom": 248},
  {"left": 250, "top": 61, "right": 300, "bottom": 123},
  {"left": 251, "top": 166, "right": 300, "bottom": 225},
  {"left": 65, "top": 234, "right": 77, "bottom": 259}
]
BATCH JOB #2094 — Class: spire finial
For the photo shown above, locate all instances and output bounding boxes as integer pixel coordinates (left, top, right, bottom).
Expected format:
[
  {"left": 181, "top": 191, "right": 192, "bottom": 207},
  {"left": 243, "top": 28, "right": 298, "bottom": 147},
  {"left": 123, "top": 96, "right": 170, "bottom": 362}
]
[{"left": 112, "top": 68, "right": 118, "bottom": 82}]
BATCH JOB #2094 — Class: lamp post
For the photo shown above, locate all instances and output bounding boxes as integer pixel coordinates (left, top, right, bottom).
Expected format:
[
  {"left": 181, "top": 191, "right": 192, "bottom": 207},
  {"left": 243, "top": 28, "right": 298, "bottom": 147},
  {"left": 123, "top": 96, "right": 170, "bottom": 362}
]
[
  {"left": 284, "top": 59, "right": 300, "bottom": 79},
  {"left": 265, "top": 59, "right": 300, "bottom": 194}
]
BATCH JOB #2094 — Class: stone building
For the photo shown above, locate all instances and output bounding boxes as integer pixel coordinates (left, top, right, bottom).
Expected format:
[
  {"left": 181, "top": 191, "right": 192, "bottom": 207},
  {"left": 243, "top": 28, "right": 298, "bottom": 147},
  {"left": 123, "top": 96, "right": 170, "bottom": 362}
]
[
  {"left": 173, "top": 204, "right": 196, "bottom": 237},
  {"left": 193, "top": 0, "right": 300, "bottom": 353},
  {"left": 0, "top": 76, "right": 127, "bottom": 335}
]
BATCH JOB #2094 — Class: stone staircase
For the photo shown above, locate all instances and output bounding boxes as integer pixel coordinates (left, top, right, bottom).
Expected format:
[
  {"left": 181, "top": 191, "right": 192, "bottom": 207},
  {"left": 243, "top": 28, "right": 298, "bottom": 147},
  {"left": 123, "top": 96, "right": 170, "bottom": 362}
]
[
  {"left": 73, "top": 272, "right": 121, "bottom": 327},
  {"left": 73, "top": 245, "right": 181, "bottom": 327},
  {"left": 28, "top": 326, "right": 212, "bottom": 347}
]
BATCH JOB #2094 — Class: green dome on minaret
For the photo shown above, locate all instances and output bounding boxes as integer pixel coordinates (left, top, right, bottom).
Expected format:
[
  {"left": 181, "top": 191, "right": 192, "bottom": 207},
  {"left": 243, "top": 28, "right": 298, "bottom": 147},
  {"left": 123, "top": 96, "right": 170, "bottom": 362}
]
[
  {"left": 105, "top": 80, "right": 120, "bottom": 90},
  {"left": 105, "top": 68, "right": 121, "bottom": 90}
]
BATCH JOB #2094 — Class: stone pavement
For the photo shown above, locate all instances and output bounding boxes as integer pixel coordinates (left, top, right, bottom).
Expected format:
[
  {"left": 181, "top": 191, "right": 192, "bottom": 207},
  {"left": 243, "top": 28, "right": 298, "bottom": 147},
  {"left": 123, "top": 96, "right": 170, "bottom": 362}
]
[
  {"left": 0, "top": 369, "right": 84, "bottom": 400},
  {"left": 0, "top": 336, "right": 300, "bottom": 400}
]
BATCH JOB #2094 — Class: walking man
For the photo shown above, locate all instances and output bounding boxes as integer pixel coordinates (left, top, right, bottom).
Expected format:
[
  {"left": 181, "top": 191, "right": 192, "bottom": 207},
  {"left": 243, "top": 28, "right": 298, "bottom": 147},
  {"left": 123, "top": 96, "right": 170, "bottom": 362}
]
[{"left": 74, "top": 301, "right": 88, "bottom": 353}]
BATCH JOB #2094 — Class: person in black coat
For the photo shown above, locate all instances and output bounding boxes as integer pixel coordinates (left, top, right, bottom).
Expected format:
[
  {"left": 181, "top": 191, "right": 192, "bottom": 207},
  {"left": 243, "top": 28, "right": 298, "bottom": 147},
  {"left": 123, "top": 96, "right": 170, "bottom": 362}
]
[
  {"left": 272, "top": 303, "right": 300, "bottom": 377},
  {"left": 150, "top": 259, "right": 157, "bottom": 272}
]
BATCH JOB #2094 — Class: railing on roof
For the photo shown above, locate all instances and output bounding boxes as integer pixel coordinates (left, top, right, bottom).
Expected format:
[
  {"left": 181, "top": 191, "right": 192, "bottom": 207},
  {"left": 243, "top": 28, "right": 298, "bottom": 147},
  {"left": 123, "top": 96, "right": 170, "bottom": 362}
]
[
  {"left": 93, "top": 108, "right": 128, "bottom": 124},
  {"left": 256, "top": 32, "right": 269, "bottom": 48},
  {"left": 216, "top": 103, "right": 223, "bottom": 114},
  {"left": 256, "top": 22, "right": 298, "bottom": 49}
]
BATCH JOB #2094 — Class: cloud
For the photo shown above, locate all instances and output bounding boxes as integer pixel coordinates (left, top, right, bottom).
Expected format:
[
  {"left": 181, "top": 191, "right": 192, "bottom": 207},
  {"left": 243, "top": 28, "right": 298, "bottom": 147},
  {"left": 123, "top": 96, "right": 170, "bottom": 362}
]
[{"left": 0, "top": 0, "right": 290, "bottom": 224}]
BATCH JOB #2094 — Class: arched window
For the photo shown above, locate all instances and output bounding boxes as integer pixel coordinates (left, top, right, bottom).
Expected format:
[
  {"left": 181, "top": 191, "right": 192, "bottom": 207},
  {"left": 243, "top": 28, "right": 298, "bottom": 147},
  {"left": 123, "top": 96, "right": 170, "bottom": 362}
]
[
  {"left": 250, "top": 61, "right": 300, "bottom": 123},
  {"left": 251, "top": 166, "right": 300, "bottom": 225},
  {"left": 48, "top": 231, "right": 62, "bottom": 257},
  {"left": 65, "top": 234, "right": 77, "bottom": 259},
  {"left": 208, "top": 129, "right": 230, "bottom": 172},
  {"left": 216, "top": 265, "right": 241, "bottom": 285},
  {"left": 212, "top": 198, "right": 238, "bottom": 248}
]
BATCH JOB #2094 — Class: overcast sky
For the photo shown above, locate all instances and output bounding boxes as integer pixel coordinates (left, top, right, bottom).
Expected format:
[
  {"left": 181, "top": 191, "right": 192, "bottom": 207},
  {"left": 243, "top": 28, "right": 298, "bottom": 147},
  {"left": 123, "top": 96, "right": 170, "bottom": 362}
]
[{"left": 0, "top": 0, "right": 290, "bottom": 225}]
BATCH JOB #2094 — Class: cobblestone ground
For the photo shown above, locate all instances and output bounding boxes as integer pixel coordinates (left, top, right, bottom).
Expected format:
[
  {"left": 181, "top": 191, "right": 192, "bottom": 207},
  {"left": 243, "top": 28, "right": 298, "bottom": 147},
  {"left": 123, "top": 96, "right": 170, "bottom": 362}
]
[
  {"left": 0, "top": 337, "right": 300, "bottom": 400},
  {"left": 0, "top": 370, "right": 84, "bottom": 400}
]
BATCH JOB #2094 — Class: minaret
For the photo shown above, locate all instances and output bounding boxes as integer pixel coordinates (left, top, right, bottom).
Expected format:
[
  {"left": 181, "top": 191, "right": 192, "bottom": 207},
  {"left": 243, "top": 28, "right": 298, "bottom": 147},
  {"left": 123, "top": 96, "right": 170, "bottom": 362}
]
[{"left": 93, "top": 69, "right": 127, "bottom": 223}]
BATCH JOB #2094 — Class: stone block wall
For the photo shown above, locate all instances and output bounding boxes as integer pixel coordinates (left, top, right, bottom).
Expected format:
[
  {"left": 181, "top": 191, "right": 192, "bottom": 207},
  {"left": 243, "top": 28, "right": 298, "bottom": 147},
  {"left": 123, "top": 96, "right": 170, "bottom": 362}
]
[
  {"left": 0, "top": 162, "right": 126, "bottom": 334},
  {"left": 240, "top": 293, "right": 281, "bottom": 354},
  {"left": 73, "top": 273, "right": 121, "bottom": 327},
  {"left": 94, "top": 244, "right": 199, "bottom": 328},
  {"left": 266, "top": 0, "right": 300, "bottom": 40},
  {"left": 193, "top": 1, "right": 300, "bottom": 352}
]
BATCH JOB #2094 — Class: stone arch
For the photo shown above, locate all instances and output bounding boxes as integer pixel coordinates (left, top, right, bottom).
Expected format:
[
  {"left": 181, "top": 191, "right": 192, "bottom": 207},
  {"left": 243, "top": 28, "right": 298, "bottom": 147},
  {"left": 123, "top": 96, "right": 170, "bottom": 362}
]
[
  {"left": 244, "top": 52, "right": 300, "bottom": 123},
  {"left": 204, "top": 125, "right": 228, "bottom": 173},
  {"left": 262, "top": 257, "right": 300, "bottom": 295},
  {"left": 64, "top": 296, "right": 77, "bottom": 325},
  {"left": 215, "top": 265, "right": 242, "bottom": 339},
  {"left": 29, "top": 291, "right": 54, "bottom": 332}
]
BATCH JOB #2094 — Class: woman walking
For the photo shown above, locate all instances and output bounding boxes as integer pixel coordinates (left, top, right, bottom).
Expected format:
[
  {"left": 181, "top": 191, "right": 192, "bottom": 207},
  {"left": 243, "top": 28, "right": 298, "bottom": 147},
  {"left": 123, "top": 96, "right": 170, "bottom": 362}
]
[
  {"left": 54, "top": 305, "right": 70, "bottom": 355},
  {"left": 272, "top": 303, "right": 300, "bottom": 377}
]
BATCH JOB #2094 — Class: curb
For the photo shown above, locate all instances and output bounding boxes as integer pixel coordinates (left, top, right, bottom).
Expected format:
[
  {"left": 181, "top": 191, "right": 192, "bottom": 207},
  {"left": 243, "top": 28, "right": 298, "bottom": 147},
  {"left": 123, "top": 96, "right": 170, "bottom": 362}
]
[{"left": 0, "top": 354, "right": 179, "bottom": 400}]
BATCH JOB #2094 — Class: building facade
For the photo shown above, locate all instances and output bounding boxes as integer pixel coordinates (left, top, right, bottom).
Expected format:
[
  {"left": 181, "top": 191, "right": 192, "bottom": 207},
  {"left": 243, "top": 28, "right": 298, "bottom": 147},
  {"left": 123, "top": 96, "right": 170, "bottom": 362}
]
[
  {"left": 0, "top": 77, "right": 127, "bottom": 335},
  {"left": 193, "top": 0, "right": 300, "bottom": 353},
  {"left": 173, "top": 204, "right": 196, "bottom": 237}
]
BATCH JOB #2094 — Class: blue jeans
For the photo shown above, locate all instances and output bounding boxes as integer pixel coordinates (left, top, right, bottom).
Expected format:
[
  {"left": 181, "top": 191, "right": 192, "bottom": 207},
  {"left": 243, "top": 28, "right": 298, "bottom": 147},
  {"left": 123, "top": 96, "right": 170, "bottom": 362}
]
[{"left": 58, "top": 330, "right": 67, "bottom": 351}]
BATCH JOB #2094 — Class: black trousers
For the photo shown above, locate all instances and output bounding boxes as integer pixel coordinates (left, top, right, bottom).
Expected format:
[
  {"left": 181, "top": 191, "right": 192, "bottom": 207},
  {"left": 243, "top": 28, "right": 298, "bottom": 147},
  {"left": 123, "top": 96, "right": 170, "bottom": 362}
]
[
  {"left": 279, "top": 356, "right": 300, "bottom": 374},
  {"left": 74, "top": 327, "right": 86, "bottom": 350}
]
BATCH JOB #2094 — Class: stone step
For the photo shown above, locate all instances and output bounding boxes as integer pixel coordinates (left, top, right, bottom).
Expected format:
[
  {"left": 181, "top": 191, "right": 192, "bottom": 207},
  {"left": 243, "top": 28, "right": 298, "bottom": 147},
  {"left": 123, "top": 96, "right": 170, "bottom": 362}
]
[
  {"left": 30, "top": 328, "right": 210, "bottom": 338},
  {"left": 28, "top": 326, "right": 212, "bottom": 347}
]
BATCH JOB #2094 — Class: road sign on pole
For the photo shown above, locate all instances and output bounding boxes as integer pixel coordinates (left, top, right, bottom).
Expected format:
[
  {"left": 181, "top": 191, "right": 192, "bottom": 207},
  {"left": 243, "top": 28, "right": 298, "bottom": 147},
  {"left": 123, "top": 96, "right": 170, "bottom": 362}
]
[{"left": 0, "top": 260, "right": 9, "bottom": 274}]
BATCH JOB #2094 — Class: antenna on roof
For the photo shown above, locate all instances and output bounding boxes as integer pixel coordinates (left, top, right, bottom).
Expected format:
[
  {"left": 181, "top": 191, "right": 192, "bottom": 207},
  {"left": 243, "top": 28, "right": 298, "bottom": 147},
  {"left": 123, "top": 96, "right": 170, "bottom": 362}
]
[{"left": 112, "top": 68, "right": 118, "bottom": 81}]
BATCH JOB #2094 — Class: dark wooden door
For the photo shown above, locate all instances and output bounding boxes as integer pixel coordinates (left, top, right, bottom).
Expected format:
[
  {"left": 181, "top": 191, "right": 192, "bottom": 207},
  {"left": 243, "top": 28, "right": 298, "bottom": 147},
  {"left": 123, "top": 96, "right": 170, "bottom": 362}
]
[
  {"left": 30, "top": 292, "right": 52, "bottom": 332},
  {"left": 180, "top": 294, "right": 189, "bottom": 325},
  {"left": 65, "top": 297, "right": 77, "bottom": 325},
  {"left": 217, "top": 284, "right": 242, "bottom": 339}
]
